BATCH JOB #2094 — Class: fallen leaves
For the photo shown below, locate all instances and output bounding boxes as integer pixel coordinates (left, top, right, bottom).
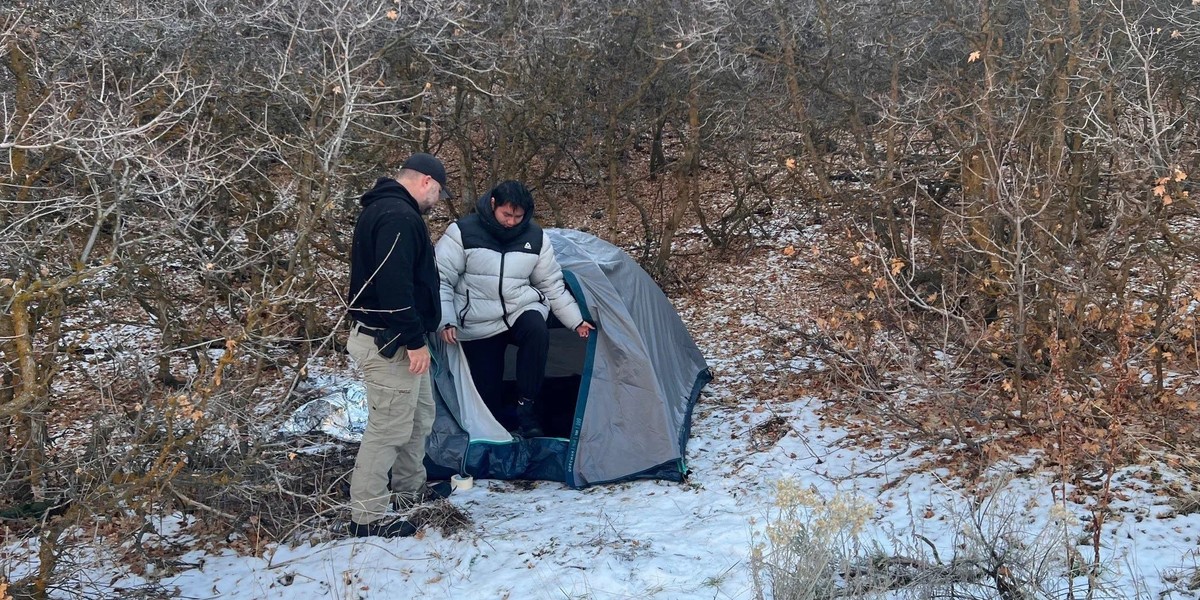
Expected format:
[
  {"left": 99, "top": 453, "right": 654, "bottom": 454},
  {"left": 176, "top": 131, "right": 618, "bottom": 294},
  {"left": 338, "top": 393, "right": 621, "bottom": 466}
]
[{"left": 750, "top": 415, "right": 791, "bottom": 450}]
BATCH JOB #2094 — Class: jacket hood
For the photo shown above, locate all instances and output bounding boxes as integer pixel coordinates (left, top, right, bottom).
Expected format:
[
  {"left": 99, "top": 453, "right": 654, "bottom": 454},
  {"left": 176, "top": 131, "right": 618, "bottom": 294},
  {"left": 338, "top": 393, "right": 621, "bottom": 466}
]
[
  {"left": 360, "top": 177, "right": 418, "bottom": 211},
  {"left": 475, "top": 190, "right": 531, "bottom": 243}
]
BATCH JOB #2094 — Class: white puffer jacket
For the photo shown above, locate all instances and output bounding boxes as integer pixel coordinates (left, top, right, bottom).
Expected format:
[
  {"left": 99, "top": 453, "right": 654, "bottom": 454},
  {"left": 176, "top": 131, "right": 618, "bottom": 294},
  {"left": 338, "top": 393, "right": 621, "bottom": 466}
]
[{"left": 435, "top": 215, "right": 584, "bottom": 341}]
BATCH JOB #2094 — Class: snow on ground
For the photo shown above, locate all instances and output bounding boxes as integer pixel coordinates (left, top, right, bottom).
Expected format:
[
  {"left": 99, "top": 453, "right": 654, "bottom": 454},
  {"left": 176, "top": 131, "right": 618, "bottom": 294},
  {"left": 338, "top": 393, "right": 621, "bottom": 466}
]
[
  {"left": 12, "top": 374, "right": 1194, "bottom": 599},
  {"left": 5, "top": 219, "right": 1200, "bottom": 599}
]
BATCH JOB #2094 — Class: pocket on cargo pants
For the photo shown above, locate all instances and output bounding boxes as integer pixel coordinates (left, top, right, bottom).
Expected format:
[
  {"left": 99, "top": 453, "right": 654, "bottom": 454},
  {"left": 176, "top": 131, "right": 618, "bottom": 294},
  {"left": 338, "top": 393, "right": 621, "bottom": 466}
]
[{"left": 348, "top": 331, "right": 418, "bottom": 438}]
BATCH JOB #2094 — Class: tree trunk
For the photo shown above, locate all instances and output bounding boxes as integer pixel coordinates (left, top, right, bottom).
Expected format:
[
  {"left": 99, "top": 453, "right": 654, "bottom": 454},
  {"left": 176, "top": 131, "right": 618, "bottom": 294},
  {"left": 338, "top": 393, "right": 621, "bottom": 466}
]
[
  {"left": 653, "top": 69, "right": 701, "bottom": 277},
  {"left": 5, "top": 286, "right": 49, "bottom": 502}
]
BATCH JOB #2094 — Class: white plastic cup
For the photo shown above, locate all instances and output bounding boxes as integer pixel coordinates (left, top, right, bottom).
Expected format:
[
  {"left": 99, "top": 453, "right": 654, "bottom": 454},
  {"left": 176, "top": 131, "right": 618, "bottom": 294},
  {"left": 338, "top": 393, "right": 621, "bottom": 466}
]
[{"left": 450, "top": 474, "right": 474, "bottom": 491}]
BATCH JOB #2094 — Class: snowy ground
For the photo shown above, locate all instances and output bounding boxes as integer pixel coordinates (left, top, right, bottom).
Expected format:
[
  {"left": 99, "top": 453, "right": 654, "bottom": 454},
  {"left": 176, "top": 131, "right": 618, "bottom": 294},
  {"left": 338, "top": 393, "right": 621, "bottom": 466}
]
[
  {"left": 11, "top": 370, "right": 1196, "bottom": 599},
  {"left": 5, "top": 224, "right": 1200, "bottom": 599}
]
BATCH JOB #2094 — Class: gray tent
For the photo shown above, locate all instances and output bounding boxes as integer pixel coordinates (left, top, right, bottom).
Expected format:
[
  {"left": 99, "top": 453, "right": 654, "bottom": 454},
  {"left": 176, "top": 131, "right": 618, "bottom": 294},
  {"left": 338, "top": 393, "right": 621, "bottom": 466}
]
[{"left": 424, "top": 229, "right": 711, "bottom": 487}]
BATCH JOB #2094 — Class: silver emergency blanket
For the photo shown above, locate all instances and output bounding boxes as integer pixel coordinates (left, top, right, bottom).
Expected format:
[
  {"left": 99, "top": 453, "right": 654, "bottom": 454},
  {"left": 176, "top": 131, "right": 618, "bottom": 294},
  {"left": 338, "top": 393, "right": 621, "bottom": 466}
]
[{"left": 278, "top": 378, "right": 368, "bottom": 442}]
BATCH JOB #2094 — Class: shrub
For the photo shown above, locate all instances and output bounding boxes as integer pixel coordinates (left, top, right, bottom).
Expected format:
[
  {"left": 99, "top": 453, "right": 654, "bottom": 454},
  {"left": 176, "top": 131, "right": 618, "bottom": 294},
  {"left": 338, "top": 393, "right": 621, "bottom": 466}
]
[{"left": 750, "top": 479, "right": 878, "bottom": 600}]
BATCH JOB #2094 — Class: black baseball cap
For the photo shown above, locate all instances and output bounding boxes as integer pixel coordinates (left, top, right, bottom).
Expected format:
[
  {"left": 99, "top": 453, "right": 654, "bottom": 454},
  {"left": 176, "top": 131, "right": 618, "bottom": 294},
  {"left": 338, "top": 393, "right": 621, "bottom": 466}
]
[{"left": 402, "top": 153, "right": 454, "bottom": 199}]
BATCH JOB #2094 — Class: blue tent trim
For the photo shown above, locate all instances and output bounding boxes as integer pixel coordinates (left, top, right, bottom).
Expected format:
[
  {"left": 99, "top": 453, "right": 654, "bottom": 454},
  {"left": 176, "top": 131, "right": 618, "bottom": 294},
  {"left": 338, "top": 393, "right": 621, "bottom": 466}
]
[
  {"left": 462, "top": 437, "right": 570, "bottom": 481},
  {"left": 562, "top": 270, "right": 597, "bottom": 487},
  {"left": 678, "top": 366, "right": 714, "bottom": 477}
]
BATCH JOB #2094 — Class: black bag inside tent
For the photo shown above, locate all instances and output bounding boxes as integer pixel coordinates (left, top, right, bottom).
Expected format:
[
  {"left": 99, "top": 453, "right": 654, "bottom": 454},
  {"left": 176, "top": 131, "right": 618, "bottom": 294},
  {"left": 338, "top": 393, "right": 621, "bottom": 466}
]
[{"left": 424, "top": 229, "right": 712, "bottom": 487}]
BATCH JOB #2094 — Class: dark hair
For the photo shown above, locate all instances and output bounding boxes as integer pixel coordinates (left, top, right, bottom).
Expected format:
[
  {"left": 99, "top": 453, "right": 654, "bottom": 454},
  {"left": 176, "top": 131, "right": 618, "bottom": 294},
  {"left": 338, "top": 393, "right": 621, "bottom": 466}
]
[{"left": 490, "top": 180, "right": 534, "bottom": 214}]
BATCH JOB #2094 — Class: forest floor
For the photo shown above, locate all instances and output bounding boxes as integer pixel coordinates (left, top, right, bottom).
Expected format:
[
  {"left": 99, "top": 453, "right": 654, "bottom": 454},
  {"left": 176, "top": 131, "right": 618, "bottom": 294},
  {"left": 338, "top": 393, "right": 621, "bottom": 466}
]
[{"left": 4, "top": 188, "right": 1200, "bottom": 599}]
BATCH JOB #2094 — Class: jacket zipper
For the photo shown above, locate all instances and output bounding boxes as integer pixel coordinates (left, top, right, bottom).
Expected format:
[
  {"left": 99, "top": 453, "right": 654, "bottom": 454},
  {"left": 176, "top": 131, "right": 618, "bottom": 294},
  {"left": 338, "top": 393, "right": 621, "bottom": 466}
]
[{"left": 499, "top": 251, "right": 510, "bottom": 329}]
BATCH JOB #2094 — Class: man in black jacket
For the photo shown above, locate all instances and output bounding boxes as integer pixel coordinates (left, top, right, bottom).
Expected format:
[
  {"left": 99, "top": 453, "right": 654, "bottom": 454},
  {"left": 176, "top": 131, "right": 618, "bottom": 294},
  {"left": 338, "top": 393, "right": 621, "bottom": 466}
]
[{"left": 345, "top": 153, "right": 451, "bottom": 538}]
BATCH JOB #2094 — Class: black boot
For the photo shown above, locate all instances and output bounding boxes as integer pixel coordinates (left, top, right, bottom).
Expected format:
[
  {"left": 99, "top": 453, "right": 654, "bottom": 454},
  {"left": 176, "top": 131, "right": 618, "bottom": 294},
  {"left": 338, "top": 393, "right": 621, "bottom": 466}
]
[
  {"left": 347, "top": 517, "right": 418, "bottom": 538},
  {"left": 515, "top": 398, "right": 543, "bottom": 438}
]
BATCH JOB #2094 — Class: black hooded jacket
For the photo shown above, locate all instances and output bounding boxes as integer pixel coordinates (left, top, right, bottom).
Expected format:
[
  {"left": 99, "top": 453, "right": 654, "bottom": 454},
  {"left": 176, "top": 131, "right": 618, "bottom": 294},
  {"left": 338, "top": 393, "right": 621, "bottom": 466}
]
[{"left": 348, "top": 178, "right": 441, "bottom": 351}]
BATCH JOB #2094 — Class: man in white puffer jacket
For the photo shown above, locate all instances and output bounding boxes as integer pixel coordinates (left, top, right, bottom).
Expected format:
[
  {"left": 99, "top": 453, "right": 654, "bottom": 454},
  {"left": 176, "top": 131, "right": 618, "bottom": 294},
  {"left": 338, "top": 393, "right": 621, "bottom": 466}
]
[{"left": 436, "top": 181, "right": 594, "bottom": 437}]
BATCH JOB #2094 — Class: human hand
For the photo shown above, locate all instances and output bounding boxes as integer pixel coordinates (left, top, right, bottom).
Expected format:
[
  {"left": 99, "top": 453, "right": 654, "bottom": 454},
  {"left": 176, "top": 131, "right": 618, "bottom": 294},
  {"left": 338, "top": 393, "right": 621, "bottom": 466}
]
[
  {"left": 407, "top": 346, "right": 431, "bottom": 374},
  {"left": 440, "top": 326, "right": 458, "bottom": 345},
  {"left": 575, "top": 321, "right": 595, "bottom": 338}
]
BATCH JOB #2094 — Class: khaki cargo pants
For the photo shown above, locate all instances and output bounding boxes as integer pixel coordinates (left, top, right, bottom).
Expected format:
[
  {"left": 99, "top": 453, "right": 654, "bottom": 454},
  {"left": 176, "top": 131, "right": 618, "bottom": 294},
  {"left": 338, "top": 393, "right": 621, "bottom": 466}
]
[{"left": 346, "top": 326, "right": 435, "bottom": 524}]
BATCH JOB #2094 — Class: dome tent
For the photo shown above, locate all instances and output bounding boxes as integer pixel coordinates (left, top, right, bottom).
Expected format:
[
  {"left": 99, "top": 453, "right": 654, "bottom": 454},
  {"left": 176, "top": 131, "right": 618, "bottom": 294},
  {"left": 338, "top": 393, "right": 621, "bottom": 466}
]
[{"left": 424, "top": 229, "right": 712, "bottom": 487}]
